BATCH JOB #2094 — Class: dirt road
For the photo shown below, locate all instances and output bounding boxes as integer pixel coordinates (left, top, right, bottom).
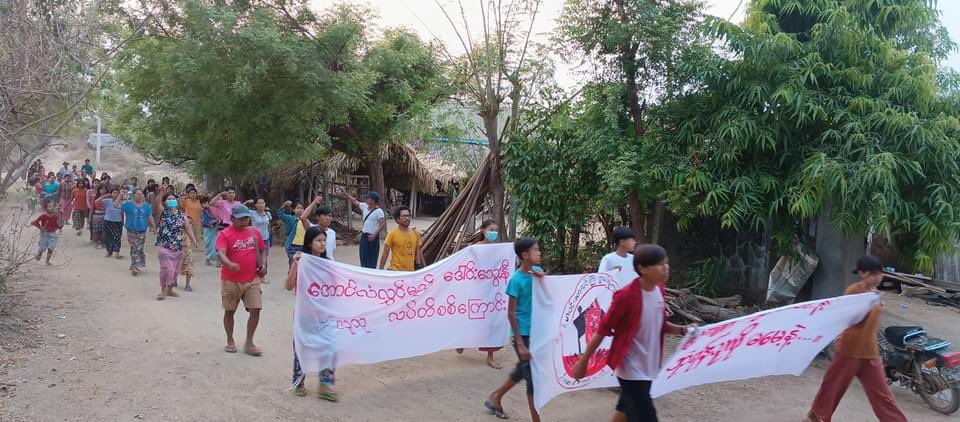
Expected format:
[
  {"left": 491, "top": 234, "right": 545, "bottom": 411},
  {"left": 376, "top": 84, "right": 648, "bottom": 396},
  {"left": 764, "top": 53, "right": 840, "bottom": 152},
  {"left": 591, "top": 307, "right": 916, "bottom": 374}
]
[{"left": 1, "top": 227, "right": 958, "bottom": 421}]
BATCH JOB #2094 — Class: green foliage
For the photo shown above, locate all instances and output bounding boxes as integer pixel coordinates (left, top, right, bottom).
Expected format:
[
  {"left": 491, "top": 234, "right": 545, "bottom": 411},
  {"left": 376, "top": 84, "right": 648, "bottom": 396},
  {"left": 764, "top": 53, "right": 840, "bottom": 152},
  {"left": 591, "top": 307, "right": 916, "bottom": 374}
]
[
  {"left": 682, "top": 257, "right": 728, "bottom": 297},
  {"left": 504, "top": 91, "right": 605, "bottom": 272},
  {"left": 662, "top": 0, "right": 960, "bottom": 271},
  {"left": 109, "top": 0, "right": 446, "bottom": 181}
]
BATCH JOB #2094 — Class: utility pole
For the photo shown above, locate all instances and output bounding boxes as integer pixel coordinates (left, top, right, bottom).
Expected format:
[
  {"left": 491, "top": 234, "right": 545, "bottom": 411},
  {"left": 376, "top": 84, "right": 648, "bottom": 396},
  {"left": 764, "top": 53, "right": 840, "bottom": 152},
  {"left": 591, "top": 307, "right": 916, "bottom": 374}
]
[{"left": 95, "top": 115, "right": 102, "bottom": 164}]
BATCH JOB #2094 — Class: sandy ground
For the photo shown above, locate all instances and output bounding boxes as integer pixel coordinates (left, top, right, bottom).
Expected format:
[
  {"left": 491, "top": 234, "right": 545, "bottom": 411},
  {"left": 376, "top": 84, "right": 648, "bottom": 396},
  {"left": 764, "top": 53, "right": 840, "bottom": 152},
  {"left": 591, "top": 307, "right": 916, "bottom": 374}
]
[{"left": 0, "top": 229, "right": 957, "bottom": 422}]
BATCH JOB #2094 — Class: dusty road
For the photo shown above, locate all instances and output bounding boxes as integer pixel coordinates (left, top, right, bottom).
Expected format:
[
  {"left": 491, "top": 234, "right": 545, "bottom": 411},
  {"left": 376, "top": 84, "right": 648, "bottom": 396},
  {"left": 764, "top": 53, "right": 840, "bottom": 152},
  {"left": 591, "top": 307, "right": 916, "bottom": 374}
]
[{"left": 1, "top": 224, "right": 958, "bottom": 421}]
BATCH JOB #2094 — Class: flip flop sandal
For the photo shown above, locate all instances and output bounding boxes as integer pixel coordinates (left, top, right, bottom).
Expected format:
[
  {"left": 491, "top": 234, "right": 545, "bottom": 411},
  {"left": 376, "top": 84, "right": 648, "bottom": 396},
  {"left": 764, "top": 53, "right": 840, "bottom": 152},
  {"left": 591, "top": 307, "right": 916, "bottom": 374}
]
[
  {"left": 244, "top": 347, "right": 263, "bottom": 357},
  {"left": 184, "top": 286, "right": 193, "bottom": 292},
  {"left": 319, "top": 391, "right": 339, "bottom": 402},
  {"left": 224, "top": 345, "right": 237, "bottom": 353},
  {"left": 484, "top": 400, "right": 509, "bottom": 419},
  {"left": 156, "top": 294, "right": 165, "bottom": 301},
  {"left": 294, "top": 387, "right": 307, "bottom": 397},
  {"left": 166, "top": 291, "right": 179, "bottom": 298}
]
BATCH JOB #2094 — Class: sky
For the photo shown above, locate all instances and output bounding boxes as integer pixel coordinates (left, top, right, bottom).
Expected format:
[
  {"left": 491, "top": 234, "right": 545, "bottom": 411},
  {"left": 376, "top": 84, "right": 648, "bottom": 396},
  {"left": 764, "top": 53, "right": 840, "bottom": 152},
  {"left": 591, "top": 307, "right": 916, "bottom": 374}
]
[{"left": 310, "top": 0, "right": 960, "bottom": 76}]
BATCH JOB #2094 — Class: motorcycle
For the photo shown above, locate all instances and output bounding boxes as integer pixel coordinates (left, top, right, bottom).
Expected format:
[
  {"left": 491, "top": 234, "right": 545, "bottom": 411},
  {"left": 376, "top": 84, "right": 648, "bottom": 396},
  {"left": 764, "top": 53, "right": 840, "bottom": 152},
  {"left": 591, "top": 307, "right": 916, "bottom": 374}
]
[
  {"left": 878, "top": 326, "right": 960, "bottom": 414},
  {"left": 826, "top": 326, "right": 960, "bottom": 414}
]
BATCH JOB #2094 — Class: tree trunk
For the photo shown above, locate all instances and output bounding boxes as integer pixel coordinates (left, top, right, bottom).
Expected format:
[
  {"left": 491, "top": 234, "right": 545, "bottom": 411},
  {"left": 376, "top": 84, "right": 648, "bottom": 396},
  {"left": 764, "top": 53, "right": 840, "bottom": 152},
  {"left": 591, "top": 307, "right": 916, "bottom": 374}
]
[
  {"left": 366, "top": 155, "right": 388, "bottom": 210},
  {"left": 810, "top": 202, "right": 864, "bottom": 298},
  {"left": 651, "top": 199, "right": 666, "bottom": 244},
  {"left": 628, "top": 191, "right": 647, "bottom": 242},
  {"left": 570, "top": 226, "right": 582, "bottom": 271},
  {"left": 483, "top": 100, "right": 507, "bottom": 241}
]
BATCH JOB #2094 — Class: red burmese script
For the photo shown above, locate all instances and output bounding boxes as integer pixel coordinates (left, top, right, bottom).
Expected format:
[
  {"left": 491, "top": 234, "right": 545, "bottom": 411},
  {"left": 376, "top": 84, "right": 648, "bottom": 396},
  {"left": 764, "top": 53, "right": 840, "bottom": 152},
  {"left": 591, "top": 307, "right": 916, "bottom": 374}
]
[
  {"left": 388, "top": 293, "right": 507, "bottom": 322},
  {"left": 665, "top": 300, "right": 833, "bottom": 379}
]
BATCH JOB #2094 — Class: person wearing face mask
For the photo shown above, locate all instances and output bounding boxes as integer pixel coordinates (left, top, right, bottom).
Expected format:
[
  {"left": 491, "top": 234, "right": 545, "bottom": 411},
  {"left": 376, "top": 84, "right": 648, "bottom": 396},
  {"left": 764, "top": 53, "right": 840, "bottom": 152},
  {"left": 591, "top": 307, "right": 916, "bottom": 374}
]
[
  {"left": 456, "top": 219, "right": 503, "bottom": 369},
  {"left": 155, "top": 194, "right": 199, "bottom": 299}
]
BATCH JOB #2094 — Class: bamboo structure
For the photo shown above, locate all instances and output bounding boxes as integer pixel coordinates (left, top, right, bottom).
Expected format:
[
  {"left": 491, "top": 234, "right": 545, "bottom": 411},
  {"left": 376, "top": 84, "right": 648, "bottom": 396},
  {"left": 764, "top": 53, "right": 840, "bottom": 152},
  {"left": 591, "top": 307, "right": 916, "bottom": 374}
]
[{"left": 421, "top": 154, "right": 492, "bottom": 263}]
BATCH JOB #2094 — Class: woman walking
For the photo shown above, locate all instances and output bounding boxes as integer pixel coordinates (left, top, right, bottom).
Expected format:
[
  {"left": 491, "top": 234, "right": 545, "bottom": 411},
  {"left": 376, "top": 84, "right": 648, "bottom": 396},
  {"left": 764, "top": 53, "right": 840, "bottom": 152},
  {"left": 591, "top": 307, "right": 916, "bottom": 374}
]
[
  {"left": 98, "top": 188, "right": 124, "bottom": 258},
  {"left": 457, "top": 219, "right": 504, "bottom": 369},
  {"left": 58, "top": 174, "right": 74, "bottom": 227},
  {"left": 119, "top": 189, "right": 155, "bottom": 276},
  {"left": 155, "top": 194, "right": 198, "bottom": 300},
  {"left": 200, "top": 195, "right": 219, "bottom": 266},
  {"left": 87, "top": 180, "right": 101, "bottom": 243},
  {"left": 249, "top": 198, "right": 273, "bottom": 280},
  {"left": 70, "top": 179, "right": 89, "bottom": 236},
  {"left": 178, "top": 187, "right": 202, "bottom": 291},
  {"left": 286, "top": 226, "right": 338, "bottom": 402}
]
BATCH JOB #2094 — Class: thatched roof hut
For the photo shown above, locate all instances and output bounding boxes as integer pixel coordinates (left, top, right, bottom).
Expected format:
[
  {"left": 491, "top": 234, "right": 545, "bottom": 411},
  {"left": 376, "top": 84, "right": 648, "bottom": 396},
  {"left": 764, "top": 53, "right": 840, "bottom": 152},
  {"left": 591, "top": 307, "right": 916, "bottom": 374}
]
[{"left": 269, "top": 143, "right": 465, "bottom": 195}]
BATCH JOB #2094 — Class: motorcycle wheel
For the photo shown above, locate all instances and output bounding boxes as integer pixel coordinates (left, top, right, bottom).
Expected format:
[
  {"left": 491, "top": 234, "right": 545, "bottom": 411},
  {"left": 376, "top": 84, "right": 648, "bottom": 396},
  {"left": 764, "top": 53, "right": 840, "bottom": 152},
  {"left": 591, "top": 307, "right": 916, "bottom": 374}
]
[{"left": 919, "top": 384, "right": 960, "bottom": 415}]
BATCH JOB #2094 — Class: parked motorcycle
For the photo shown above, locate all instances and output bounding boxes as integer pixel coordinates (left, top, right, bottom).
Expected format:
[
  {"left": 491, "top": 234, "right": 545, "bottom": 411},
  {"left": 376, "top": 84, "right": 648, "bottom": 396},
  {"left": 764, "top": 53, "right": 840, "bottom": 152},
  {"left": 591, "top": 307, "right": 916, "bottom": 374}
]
[
  {"left": 878, "top": 326, "right": 960, "bottom": 414},
  {"left": 825, "top": 326, "right": 960, "bottom": 414}
]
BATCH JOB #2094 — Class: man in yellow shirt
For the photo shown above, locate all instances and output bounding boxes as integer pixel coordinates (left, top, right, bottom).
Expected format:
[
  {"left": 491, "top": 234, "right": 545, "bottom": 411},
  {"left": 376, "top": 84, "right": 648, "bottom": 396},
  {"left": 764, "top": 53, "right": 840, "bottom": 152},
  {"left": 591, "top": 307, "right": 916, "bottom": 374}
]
[{"left": 379, "top": 206, "right": 424, "bottom": 271}]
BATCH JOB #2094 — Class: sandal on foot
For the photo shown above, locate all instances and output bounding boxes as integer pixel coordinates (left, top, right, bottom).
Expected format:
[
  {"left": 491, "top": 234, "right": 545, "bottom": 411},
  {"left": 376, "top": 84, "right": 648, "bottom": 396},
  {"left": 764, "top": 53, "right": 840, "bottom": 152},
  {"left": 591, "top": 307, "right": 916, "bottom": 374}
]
[
  {"left": 166, "top": 291, "right": 179, "bottom": 297},
  {"left": 484, "top": 400, "right": 509, "bottom": 419},
  {"left": 294, "top": 387, "right": 307, "bottom": 397},
  {"left": 184, "top": 285, "right": 193, "bottom": 292},
  {"left": 487, "top": 360, "right": 504, "bottom": 370},
  {"left": 224, "top": 345, "right": 237, "bottom": 353},
  {"left": 319, "top": 391, "right": 339, "bottom": 402},
  {"left": 156, "top": 294, "right": 166, "bottom": 301},
  {"left": 244, "top": 346, "right": 262, "bottom": 357}
]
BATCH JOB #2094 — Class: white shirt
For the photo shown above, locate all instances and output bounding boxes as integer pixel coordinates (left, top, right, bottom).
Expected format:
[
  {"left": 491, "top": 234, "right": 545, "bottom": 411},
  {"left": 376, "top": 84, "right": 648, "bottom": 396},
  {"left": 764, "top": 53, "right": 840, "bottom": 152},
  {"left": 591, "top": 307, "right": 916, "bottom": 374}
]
[
  {"left": 325, "top": 227, "right": 337, "bottom": 261},
  {"left": 615, "top": 288, "right": 665, "bottom": 381},
  {"left": 599, "top": 252, "right": 639, "bottom": 287},
  {"left": 357, "top": 203, "right": 385, "bottom": 235}
]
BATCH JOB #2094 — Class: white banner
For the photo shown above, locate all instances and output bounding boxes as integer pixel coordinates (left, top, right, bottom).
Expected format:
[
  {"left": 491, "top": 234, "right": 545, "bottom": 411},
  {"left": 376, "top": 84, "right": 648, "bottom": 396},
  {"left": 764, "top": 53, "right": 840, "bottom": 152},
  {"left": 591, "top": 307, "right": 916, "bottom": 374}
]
[
  {"left": 294, "top": 243, "right": 515, "bottom": 371},
  {"left": 530, "top": 272, "right": 623, "bottom": 411},
  {"left": 651, "top": 292, "right": 879, "bottom": 397}
]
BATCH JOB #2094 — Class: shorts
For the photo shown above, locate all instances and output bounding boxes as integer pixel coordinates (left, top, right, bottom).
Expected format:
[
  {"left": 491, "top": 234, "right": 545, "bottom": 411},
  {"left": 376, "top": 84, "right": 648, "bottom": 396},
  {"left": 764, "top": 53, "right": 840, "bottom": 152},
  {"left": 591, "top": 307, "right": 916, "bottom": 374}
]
[
  {"left": 615, "top": 378, "right": 658, "bottom": 422},
  {"left": 221, "top": 280, "right": 263, "bottom": 311},
  {"left": 508, "top": 335, "right": 533, "bottom": 395},
  {"left": 38, "top": 232, "right": 58, "bottom": 251}
]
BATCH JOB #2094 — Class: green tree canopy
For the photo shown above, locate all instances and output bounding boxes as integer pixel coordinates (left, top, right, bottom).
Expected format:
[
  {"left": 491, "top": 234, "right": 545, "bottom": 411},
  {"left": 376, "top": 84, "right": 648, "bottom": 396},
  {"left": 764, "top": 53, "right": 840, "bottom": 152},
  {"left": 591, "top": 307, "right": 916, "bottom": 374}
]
[
  {"left": 110, "top": 0, "right": 446, "bottom": 188},
  {"left": 663, "top": 0, "right": 960, "bottom": 270}
]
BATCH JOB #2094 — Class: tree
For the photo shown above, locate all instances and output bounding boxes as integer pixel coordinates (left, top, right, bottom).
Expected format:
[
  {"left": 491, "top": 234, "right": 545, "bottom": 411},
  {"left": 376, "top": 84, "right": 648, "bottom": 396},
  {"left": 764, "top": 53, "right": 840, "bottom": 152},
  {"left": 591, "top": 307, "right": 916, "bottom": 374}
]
[
  {"left": 111, "top": 1, "right": 357, "bottom": 182},
  {"left": 111, "top": 1, "right": 446, "bottom": 194},
  {"left": 504, "top": 88, "right": 605, "bottom": 272},
  {"left": 0, "top": 0, "right": 123, "bottom": 196},
  {"left": 435, "top": 0, "right": 547, "bottom": 239},
  {"left": 557, "top": 0, "right": 711, "bottom": 242},
  {"left": 663, "top": 0, "right": 960, "bottom": 278}
]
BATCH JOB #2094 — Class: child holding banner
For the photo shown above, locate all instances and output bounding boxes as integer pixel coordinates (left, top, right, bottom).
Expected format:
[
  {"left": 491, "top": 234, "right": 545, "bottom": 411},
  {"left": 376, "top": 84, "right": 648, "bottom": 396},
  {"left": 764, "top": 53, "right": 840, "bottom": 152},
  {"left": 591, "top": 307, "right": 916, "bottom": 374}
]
[
  {"left": 485, "top": 237, "right": 545, "bottom": 421},
  {"left": 573, "top": 244, "right": 692, "bottom": 422},
  {"left": 286, "top": 226, "right": 338, "bottom": 402},
  {"left": 805, "top": 255, "right": 906, "bottom": 422}
]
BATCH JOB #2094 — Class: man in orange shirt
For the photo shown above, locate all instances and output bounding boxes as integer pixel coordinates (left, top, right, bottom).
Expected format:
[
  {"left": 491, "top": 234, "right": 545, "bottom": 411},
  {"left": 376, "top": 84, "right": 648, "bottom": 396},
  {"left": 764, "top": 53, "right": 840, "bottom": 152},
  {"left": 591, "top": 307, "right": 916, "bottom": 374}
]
[{"left": 806, "top": 255, "right": 907, "bottom": 422}]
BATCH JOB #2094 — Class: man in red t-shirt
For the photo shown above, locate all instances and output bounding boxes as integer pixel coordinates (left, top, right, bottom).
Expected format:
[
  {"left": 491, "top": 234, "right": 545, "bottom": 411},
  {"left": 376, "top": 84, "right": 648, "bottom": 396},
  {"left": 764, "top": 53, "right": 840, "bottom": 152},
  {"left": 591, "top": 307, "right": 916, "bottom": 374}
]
[{"left": 216, "top": 204, "right": 267, "bottom": 356}]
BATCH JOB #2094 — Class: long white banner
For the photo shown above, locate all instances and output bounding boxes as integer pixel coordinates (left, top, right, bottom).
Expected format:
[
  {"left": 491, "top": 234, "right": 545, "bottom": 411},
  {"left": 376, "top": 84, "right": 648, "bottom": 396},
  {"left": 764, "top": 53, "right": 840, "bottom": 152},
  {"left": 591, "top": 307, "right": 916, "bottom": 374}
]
[
  {"left": 650, "top": 292, "right": 879, "bottom": 397},
  {"left": 530, "top": 273, "right": 880, "bottom": 410},
  {"left": 294, "top": 243, "right": 515, "bottom": 371}
]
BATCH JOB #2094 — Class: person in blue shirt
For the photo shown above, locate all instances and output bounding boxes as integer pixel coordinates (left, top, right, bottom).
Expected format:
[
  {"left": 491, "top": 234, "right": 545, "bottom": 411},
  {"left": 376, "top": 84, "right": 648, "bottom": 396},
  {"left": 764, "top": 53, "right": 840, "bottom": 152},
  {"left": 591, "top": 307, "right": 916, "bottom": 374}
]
[
  {"left": 485, "top": 237, "right": 544, "bottom": 422},
  {"left": 117, "top": 188, "right": 155, "bottom": 276}
]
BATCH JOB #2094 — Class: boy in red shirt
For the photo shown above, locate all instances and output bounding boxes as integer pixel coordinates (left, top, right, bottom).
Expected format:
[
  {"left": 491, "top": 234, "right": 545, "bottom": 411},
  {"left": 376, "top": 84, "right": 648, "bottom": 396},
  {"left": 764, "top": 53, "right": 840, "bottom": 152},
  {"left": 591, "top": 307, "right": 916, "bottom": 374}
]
[
  {"left": 216, "top": 204, "right": 267, "bottom": 356},
  {"left": 573, "top": 244, "right": 692, "bottom": 422},
  {"left": 30, "top": 202, "right": 63, "bottom": 265}
]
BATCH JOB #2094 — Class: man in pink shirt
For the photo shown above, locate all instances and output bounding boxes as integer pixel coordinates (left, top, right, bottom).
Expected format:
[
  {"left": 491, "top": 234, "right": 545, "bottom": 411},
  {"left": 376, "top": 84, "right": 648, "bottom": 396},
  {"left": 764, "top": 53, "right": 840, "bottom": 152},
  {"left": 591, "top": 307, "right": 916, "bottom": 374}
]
[
  {"left": 216, "top": 204, "right": 267, "bottom": 356},
  {"left": 210, "top": 186, "right": 241, "bottom": 230}
]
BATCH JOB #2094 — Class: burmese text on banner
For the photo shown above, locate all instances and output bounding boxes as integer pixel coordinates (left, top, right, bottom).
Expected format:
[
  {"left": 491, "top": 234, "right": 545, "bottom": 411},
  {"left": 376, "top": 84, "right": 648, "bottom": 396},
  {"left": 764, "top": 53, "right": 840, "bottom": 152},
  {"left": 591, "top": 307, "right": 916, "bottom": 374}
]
[
  {"left": 294, "top": 243, "right": 515, "bottom": 371},
  {"left": 650, "top": 292, "right": 880, "bottom": 397},
  {"left": 530, "top": 272, "right": 623, "bottom": 411}
]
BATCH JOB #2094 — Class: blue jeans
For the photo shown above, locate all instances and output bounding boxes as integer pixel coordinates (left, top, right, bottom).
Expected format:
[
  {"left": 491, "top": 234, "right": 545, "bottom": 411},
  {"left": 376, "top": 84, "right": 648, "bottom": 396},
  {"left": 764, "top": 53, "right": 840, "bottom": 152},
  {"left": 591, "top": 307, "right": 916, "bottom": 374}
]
[{"left": 358, "top": 233, "right": 379, "bottom": 268}]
